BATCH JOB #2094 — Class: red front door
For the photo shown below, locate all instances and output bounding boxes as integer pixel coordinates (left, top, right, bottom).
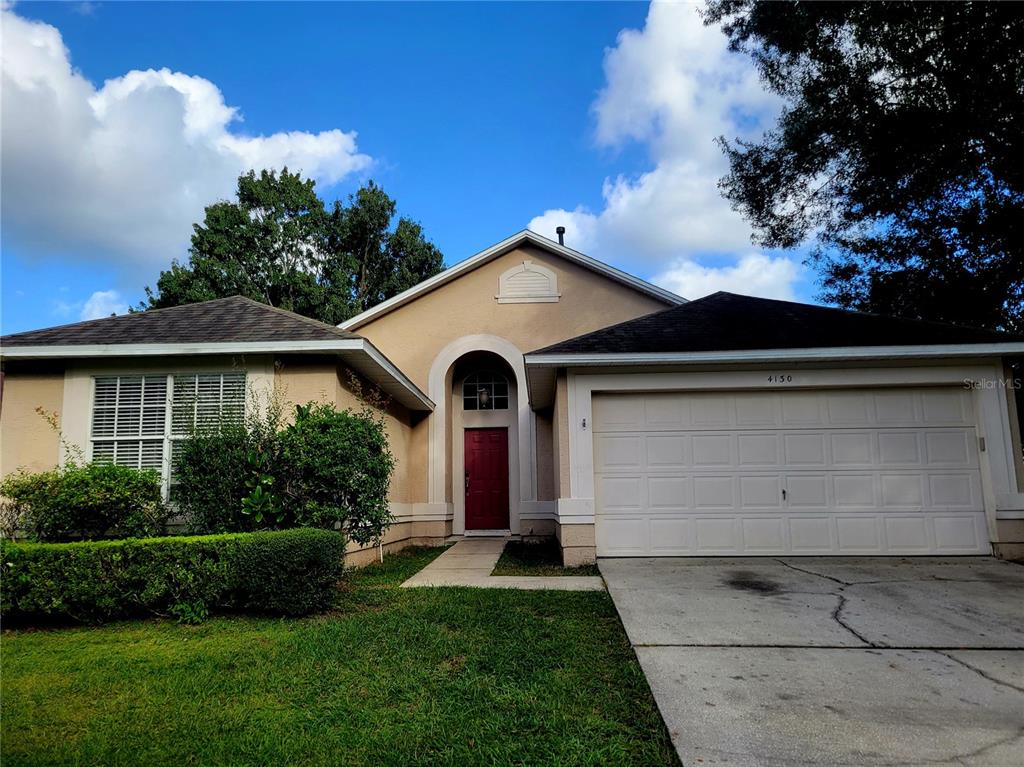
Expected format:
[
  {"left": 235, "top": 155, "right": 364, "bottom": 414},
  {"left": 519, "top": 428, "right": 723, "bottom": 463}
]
[{"left": 464, "top": 428, "right": 509, "bottom": 530}]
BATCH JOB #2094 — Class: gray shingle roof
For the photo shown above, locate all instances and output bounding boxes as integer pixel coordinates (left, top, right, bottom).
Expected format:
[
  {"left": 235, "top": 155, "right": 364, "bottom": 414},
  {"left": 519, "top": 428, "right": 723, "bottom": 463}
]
[
  {"left": 1, "top": 296, "right": 360, "bottom": 348},
  {"left": 532, "top": 292, "right": 1023, "bottom": 355}
]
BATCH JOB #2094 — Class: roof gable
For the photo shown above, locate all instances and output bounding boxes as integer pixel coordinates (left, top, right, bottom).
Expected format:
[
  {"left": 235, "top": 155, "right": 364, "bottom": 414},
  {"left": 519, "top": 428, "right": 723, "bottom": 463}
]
[
  {"left": 338, "top": 230, "right": 684, "bottom": 330},
  {"left": 532, "top": 291, "right": 1024, "bottom": 355}
]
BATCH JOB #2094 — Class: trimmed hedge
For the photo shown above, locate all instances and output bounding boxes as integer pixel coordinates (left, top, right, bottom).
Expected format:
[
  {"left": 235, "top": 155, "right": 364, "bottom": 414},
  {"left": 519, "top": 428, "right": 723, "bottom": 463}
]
[{"left": 0, "top": 528, "right": 345, "bottom": 625}]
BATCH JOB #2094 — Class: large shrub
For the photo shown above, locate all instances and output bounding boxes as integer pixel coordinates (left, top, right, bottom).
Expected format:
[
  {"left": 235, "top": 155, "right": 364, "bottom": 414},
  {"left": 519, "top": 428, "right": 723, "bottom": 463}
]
[
  {"left": 0, "top": 528, "right": 344, "bottom": 625},
  {"left": 0, "top": 463, "right": 168, "bottom": 542},
  {"left": 174, "top": 400, "right": 395, "bottom": 544},
  {"left": 277, "top": 403, "right": 395, "bottom": 544},
  {"left": 173, "top": 425, "right": 264, "bottom": 534}
]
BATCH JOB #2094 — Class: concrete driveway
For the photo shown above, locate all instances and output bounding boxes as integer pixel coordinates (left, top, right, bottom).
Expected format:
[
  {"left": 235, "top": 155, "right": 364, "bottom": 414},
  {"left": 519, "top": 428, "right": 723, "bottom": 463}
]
[{"left": 600, "top": 557, "right": 1024, "bottom": 766}]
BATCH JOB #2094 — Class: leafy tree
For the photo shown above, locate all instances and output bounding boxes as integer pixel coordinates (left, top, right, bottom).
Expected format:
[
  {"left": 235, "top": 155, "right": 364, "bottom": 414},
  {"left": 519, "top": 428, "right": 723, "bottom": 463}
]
[
  {"left": 704, "top": 1, "right": 1024, "bottom": 332},
  {"left": 144, "top": 171, "right": 443, "bottom": 324}
]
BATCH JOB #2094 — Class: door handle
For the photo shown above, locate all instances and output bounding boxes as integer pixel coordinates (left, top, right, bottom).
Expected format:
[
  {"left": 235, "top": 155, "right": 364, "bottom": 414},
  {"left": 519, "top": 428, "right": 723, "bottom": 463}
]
[
  {"left": 782, "top": 488, "right": 787, "bottom": 501},
  {"left": 465, "top": 472, "right": 470, "bottom": 493}
]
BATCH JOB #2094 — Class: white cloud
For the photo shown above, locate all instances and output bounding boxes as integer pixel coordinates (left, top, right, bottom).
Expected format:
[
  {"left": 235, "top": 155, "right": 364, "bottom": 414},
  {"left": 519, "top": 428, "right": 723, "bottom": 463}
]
[
  {"left": 80, "top": 289, "right": 127, "bottom": 320},
  {"left": 0, "top": 7, "right": 372, "bottom": 271},
  {"left": 528, "top": 2, "right": 802, "bottom": 301},
  {"left": 653, "top": 253, "right": 801, "bottom": 301}
]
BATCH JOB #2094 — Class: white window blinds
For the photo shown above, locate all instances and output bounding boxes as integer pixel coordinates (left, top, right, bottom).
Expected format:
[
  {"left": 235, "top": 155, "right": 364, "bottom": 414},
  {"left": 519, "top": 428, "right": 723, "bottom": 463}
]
[
  {"left": 90, "top": 372, "right": 246, "bottom": 490},
  {"left": 90, "top": 375, "right": 168, "bottom": 471}
]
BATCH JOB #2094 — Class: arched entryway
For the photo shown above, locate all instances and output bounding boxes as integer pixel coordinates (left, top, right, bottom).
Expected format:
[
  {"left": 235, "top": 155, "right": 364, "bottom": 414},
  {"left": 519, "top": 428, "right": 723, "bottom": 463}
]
[
  {"left": 427, "top": 335, "right": 535, "bottom": 535},
  {"left": 453, "top": 353, "right": 517, "bottom": 532}
]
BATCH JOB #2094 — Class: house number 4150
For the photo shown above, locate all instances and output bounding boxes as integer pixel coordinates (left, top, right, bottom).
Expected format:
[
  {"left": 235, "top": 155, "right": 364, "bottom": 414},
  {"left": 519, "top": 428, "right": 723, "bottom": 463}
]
[{"left": 767, "top": 374, "right": 793, "bottom": 384}]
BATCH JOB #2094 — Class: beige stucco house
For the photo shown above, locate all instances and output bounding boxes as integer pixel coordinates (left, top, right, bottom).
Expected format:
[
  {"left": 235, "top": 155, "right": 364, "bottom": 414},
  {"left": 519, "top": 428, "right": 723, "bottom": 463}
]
[{"left": 3, "top": 230, "right": 1024, "bottom": 563}]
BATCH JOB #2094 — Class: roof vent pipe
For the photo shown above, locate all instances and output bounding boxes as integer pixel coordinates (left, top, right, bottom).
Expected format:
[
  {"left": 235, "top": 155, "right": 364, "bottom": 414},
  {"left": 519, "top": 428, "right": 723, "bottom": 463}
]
[{"left": 555, "top": 226, "right": 565, "bottom": 246}]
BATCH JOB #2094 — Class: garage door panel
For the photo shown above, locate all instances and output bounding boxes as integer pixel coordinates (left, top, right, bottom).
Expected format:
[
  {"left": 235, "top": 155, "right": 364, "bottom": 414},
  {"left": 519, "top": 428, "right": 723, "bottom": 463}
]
[
  {"left": 593, "top": 388, "right": 988, "bottom": 556},
  {"left": 835, "top": 516, "right": 884, "bottom": 552},
  {"left": 648, "top": 476, "right": 689, "bottom": 510},
  {"left": 788, "top": 516, "right": 834, "bottom": 552},
  {"left": 934, "top": 515, "right": 985, "bottom": 551},
  {"left": 693, "top": 476, "right": 735, "bottom": 509},
  {"left": 647, "top": 435, "right": 688, "bottom": 468},
  {"left": 783, "top": 432, "right": 827, "bottom": 464},
  {"left": 594, "top": 435, "right": 644, "bottom": 470},
  {"left": 924, "top": 431, "right": 973, "bottom": 465},
  {"left": 928, "top": 473, "right": 980, "bottom": 508},
  {"left": 884, "top": 516, "right": 933, "bottom": 552},
  {"left": 826, "top": 392, "right": 872, "bottom": 424},
  {"left": 781, "top": 395, "right": 825, "bottom": 425},
  {"left": 739, "top": 476, "right": 783, "bottom": 508},
  {"left": 649, "top": 518, "right": 693, "bottom": 555},
  {"left": 880, "top": 474, "right": 924, "bottom": 507},
  {"left": 831, "top": 432, "right": 873, "bottom": 465},
  {"left": 921, "top": 389, "right": 970, "bottom": 423},
  {"left": 741, "top": 517, "right": 786, "bottom": 552},
  {"left": 694, "top": 518, "right": 739, "bottom": 552},
  {"left": 598, "top": 517, "right": 649, "bottom": 556},
  {"left": 597, "top": 475, "right": 644, "bottom": 510},
  {"left": 738, "top": 433, "right": 779, "bottom": 465},
  {"left": 874, "top": 391, "right": 919, "bottom": 423},
  {"left": 833, "top": 474, "right": 877, "bottom": 508},
  {"left": 692, "top": 434, "right": 733, "bottom": 466},
  {"left": 784, "top": 475, "right": 829, "bottom": 507},
  {"left": 878, "top": 432, "right": 922, "bottom": 465}
]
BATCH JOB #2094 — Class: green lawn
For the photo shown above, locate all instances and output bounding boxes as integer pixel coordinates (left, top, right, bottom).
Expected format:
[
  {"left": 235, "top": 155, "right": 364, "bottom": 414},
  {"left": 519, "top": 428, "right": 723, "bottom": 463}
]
[
  {"left": 1, "top": 546, "right": 678, "bottom": 767},
  {"left": 492, "top": 539, "right": 602, "bottom": 577}
]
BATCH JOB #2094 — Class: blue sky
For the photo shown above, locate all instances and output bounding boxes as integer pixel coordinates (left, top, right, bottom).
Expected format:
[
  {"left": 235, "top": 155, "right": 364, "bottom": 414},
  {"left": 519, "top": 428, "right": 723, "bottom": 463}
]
[{"left": 2, "top": 1, "right": 813, "bottom": 334}]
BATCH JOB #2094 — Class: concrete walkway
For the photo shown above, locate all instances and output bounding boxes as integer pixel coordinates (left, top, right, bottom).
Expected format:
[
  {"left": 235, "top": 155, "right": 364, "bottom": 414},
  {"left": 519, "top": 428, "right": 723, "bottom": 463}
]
[{"left": 401, "top": 538, "right": 604, "bottom": 590}]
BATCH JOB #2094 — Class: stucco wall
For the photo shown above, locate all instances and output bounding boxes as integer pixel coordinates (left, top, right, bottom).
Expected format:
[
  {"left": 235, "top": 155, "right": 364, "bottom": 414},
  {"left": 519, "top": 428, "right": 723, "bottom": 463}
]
[
  {"left": 553, "top": 371, "right": 571, "bottom": 498},
  {"left": 352, "top": 244, "right": 671, "bottom": 391},
  {"left": 535, "top": 409, "right": 554, "bottom": 502},
  {"left": 0, "top": 364, "right": 65, "bottom": 478}
]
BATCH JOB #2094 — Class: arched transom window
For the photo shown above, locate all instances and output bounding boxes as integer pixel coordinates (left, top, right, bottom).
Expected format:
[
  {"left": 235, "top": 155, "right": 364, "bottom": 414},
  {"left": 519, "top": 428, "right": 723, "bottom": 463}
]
[{"left": 463, "top": 371, "right": 509, "bottom": 411}]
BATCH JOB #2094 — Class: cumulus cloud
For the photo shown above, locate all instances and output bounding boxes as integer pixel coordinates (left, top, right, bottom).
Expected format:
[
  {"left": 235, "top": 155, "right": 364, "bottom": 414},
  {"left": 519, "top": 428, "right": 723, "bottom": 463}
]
[
  {"left": 0, "top": 7, "right": 372, "bottom": 271},
  {"left": 80, "top": 289, "right": 128, "bottom": 320},
  {"left": 528, "top": 2, "right": 803, "bottom": 300},
  {"left": 653, "top": 253, "right": 801, "bottom": 302}
]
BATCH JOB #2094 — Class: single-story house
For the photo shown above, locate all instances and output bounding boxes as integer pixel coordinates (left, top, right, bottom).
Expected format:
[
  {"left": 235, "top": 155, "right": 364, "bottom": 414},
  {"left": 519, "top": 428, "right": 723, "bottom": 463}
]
[{"left": 3, "top": 230, "right": 1023, "bottom": 563}]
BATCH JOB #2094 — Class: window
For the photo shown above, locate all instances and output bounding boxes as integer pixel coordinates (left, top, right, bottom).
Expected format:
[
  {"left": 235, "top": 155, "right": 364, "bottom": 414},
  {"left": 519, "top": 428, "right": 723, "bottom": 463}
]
[
  {"left": 90, "top": 372, "right": 246, "bottom": 492},
  {"left": 463, "top": 371, "right": 509, "bottom": 411}
]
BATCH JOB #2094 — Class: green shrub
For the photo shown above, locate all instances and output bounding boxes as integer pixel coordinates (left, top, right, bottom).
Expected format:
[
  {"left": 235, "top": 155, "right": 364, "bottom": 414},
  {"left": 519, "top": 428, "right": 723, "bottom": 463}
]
[
  {"left": 174, "top": 401, "right": 395, "bottom": 545},
  {"left": 277, "top": 403, "right": 395, "bottom": 545},
  {"left": 173, "top": 425, "right": 265, "bottom": 534},
  {"left": 0, "top": 463, "right": 168, "bottom": 542},
  {"left": 0, "top": 528, "right": 345, "bottom": 625}
]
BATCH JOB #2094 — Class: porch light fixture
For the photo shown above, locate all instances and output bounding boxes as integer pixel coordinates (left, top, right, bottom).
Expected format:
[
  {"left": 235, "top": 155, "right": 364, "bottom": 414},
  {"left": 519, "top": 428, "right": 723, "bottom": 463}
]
[{"left": 478, "top": 387, "right": 491, "bottom": 408}]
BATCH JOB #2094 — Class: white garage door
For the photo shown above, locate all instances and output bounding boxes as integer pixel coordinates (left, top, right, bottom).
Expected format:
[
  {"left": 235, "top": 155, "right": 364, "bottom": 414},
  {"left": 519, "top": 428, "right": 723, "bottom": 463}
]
[{"left": 593, "top": 387, "right": 989, "bottom": 556}]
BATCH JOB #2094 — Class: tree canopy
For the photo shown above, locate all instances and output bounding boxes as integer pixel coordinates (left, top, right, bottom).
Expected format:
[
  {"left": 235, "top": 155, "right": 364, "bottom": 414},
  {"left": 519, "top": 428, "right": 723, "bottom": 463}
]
[
  {"left": 143, "top": 170, "right": 444, "bottom": 324},
  {"left": 704, "top": 1, "right": 1024, "bottom": 332}
]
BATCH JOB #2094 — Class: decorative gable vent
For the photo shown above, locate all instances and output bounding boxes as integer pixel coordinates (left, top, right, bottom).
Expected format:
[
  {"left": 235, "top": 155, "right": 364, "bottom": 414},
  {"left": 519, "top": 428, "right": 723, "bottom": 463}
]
[{"left": 496, "top": 260, "right": 561, "bottom": 304}]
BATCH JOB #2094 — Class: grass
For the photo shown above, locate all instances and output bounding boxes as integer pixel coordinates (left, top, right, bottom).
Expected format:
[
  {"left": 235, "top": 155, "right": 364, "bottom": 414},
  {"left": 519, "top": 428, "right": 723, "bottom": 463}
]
[
  {"left": 1, "top": 545, "right": 679, "bottom": 767},
  {"left": 492, "top": 539, "right": 602, "bottom": 577}
]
